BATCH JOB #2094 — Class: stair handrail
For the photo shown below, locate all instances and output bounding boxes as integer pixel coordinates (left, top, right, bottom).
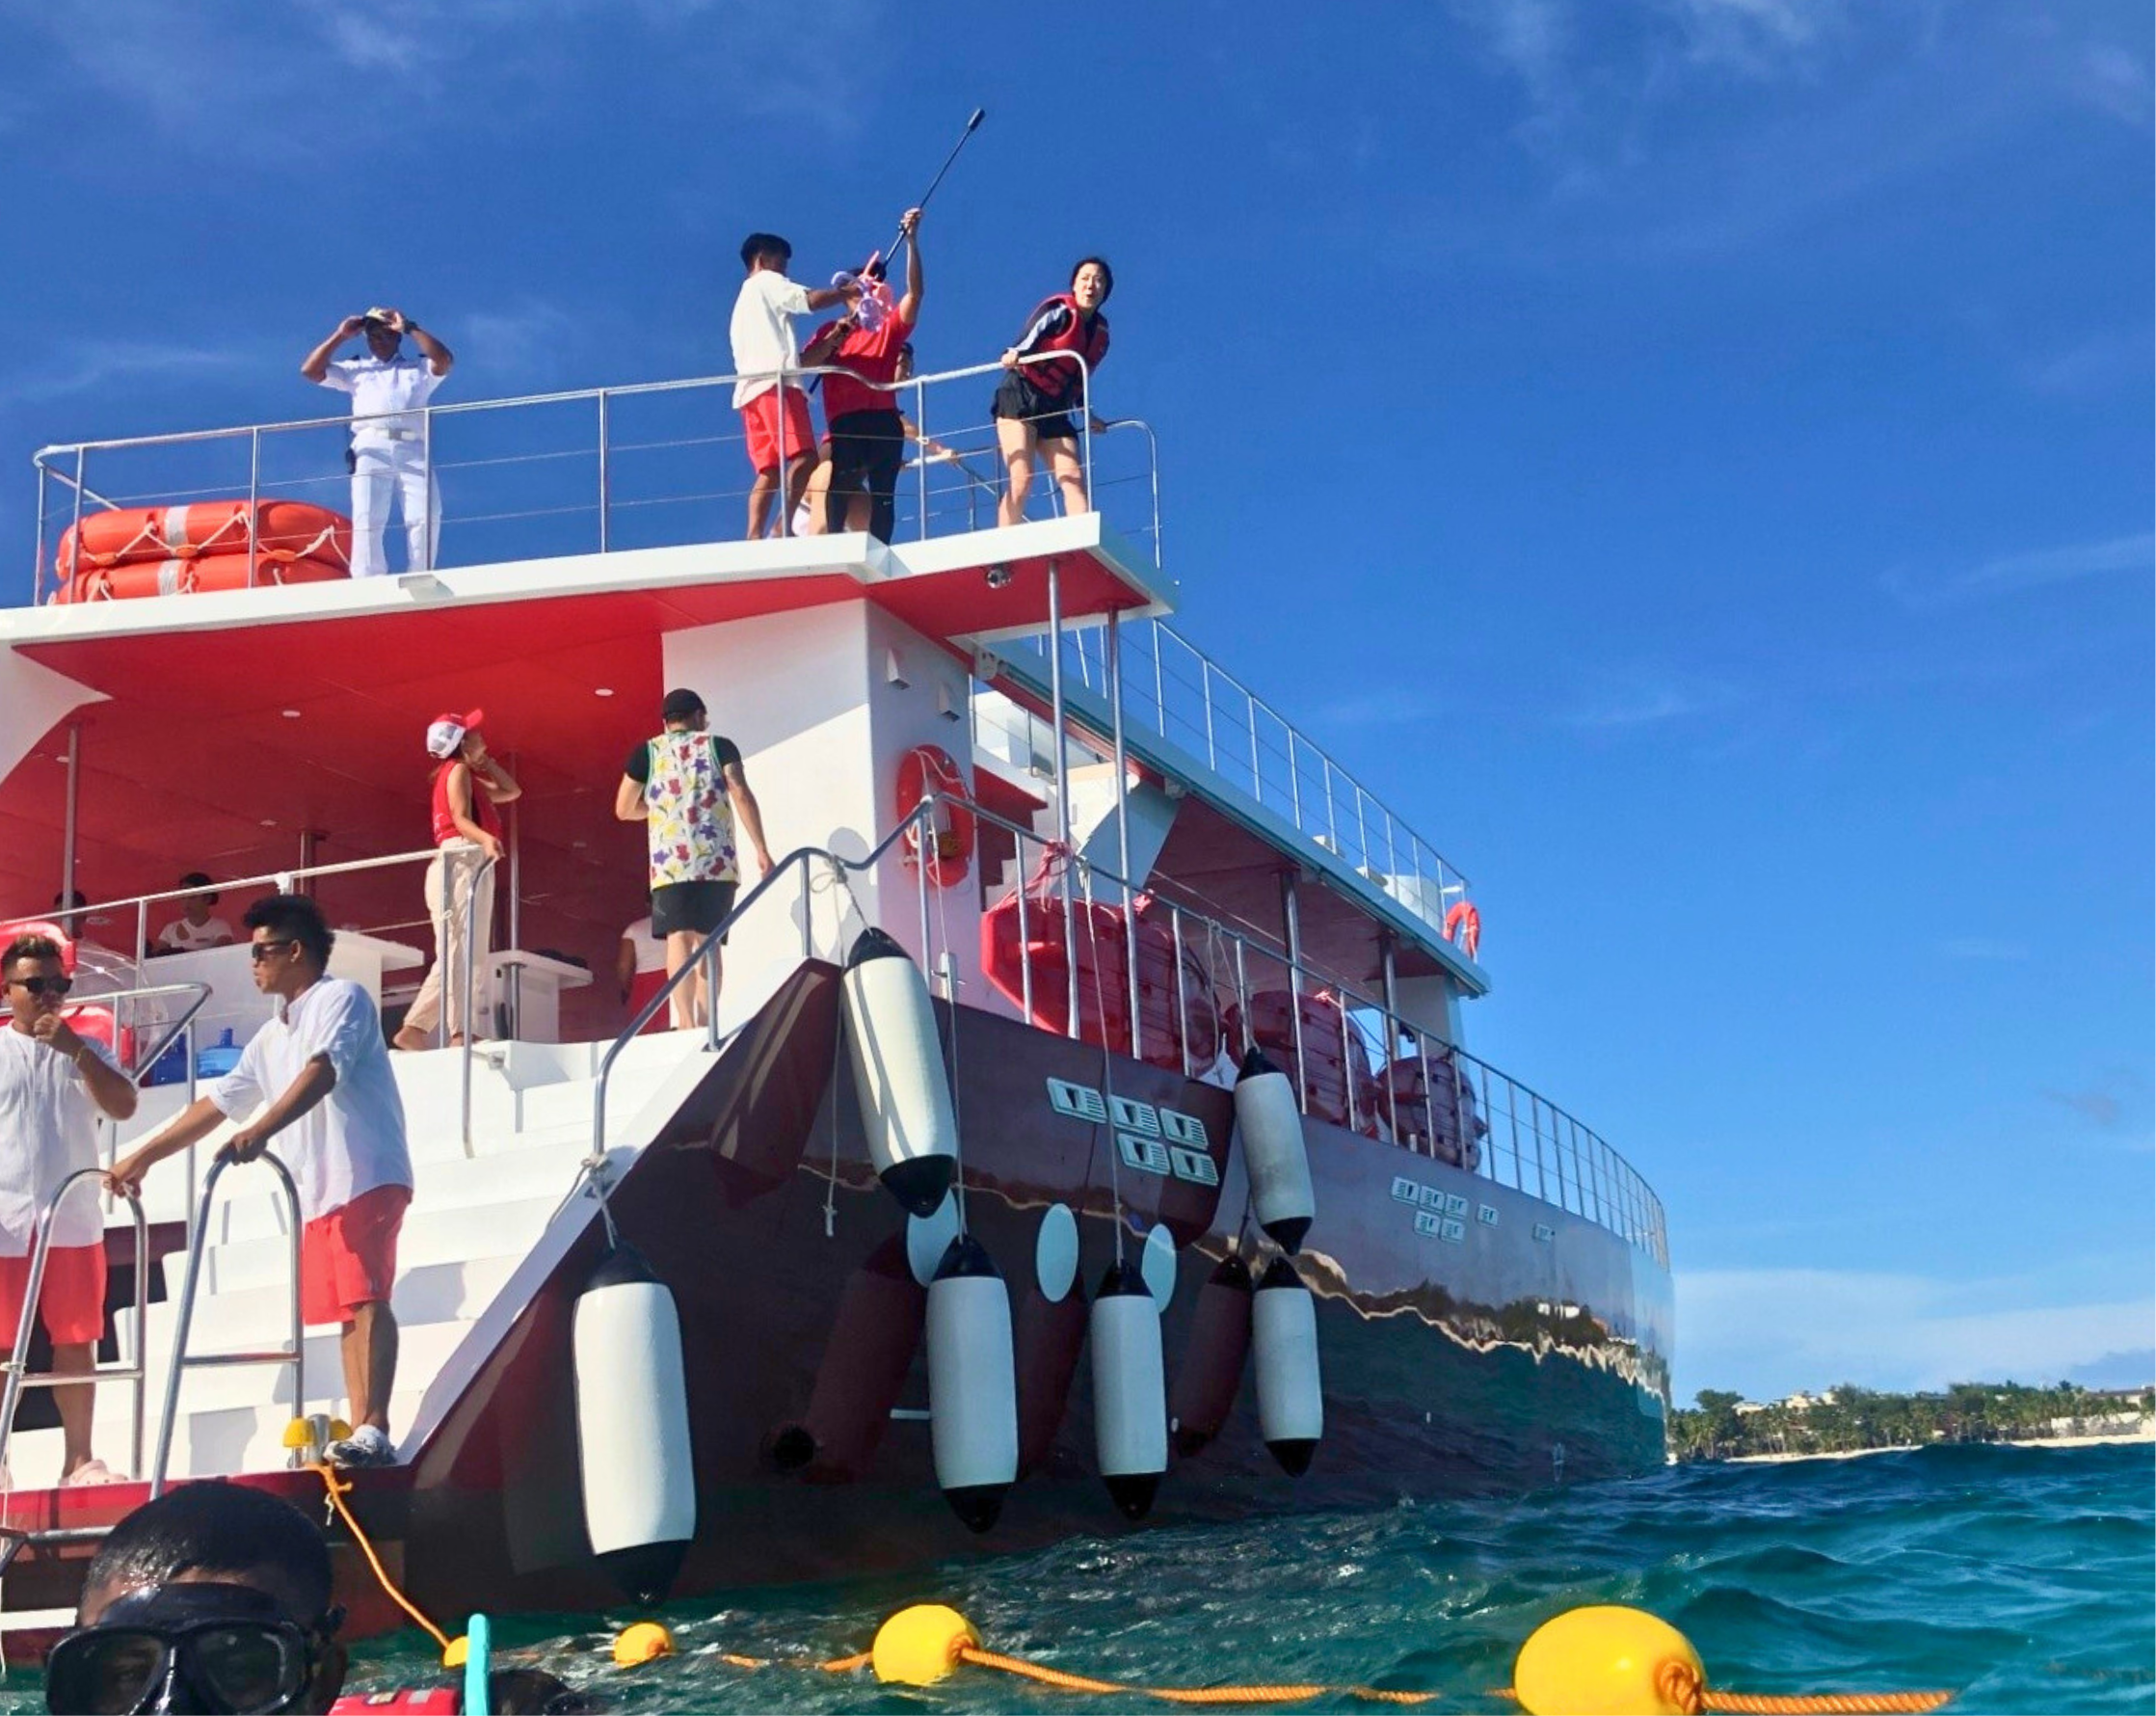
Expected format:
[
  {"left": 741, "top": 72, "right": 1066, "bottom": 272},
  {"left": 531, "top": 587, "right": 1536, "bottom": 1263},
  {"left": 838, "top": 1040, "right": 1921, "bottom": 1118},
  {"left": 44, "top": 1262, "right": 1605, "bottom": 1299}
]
[
  {"left": 0, "top": 1168, "right": 150, "bottom": 1486},
  {"left": 589, "top": 808, "right": 938, "bottom": 1165},
  {"left": 148, "top": 1148, "right": 304, "bottom": 1497}
]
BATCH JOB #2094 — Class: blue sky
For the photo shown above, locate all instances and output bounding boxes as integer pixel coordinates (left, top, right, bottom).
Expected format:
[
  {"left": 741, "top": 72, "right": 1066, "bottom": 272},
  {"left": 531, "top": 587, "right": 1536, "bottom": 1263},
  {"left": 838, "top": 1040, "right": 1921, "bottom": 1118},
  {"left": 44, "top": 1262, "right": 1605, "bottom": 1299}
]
[{"left": 2, "top": 0, "right": 2148, "bottom": 1402}]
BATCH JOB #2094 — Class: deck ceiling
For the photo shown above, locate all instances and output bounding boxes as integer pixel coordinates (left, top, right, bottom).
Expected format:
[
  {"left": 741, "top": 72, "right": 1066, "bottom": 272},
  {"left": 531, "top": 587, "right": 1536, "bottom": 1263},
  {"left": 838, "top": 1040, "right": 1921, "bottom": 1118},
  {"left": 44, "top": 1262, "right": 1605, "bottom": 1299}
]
[{"left": 0, "top": 531, "right": 1157, "bottom": 1017}]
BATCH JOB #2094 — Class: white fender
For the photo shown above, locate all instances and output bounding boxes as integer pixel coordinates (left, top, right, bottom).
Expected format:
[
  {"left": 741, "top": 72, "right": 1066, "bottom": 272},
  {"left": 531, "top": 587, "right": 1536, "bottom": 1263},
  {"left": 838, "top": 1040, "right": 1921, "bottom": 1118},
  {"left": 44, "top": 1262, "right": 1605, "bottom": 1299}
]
[
  {"left": 1234, "top": 1049, "right": 1316, "bottom": 1252},
  {"left": 841, "top": 927, "right": 960, "bottom": 1216},
  {"left": 1089, "top": 1261, "right": 1167, "bottom": 1519},
  {"left": 925, "top": 1234, "right": 1018, "bottom": 1532},
  {"left": 572, "top": 1247, "right": 697, "bottom": 1604},
  {"left": 1252, "top": 1257, "right": 1323, "bottom": 1476}
]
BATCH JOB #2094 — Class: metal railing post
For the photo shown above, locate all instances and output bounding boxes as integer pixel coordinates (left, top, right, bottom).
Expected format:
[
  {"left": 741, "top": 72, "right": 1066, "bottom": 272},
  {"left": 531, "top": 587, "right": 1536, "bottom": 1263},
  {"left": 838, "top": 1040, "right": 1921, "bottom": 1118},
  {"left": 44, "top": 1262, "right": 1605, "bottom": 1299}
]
[
  {"left": 247, "top": 428, "right": 261, "bottom": 587},
  {"left": 1282, "top": 874, "right": 1309, "bottom": 1114},
  {"left": 419, "top": 407, "right": 434, "bottom": 570},
  {"left": 596, "top": 390, "right": 611, "bottom": 552},
  {"left": 1201, "top": 657, "right": 1216, "bottom": 771},
  {"left": 1015, "top": 846, "right": 1034, "bottom": 1024},
  {"left": 34, "top": 459, "right": 48, "bottom": 603},
  {"left": 1107, "top": 612, "right": 1140, "bottom": 1062},
  {"left": 152, "top": 1152, "right": 304, "bottom": 1498},
  {"left": 460, "top": 854, "right": 486, "bottom": 1155},
  {"left": 1170, "top": 907, "right": 1191, "bottom": 1079}
]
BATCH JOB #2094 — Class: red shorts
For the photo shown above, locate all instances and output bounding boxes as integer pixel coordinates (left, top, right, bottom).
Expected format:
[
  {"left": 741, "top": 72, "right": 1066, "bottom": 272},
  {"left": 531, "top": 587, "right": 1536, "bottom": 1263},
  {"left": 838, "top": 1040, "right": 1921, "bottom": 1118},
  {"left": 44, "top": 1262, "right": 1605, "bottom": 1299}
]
[
  {"left": 302, "top": 1184, "right": 411, "bottom": 1327},
  {"left": 741, "top": 387, "right": 816, "bottom": 474},
  {"left": 0, "top": 1244, "right": 108, "bottom": 1349}
]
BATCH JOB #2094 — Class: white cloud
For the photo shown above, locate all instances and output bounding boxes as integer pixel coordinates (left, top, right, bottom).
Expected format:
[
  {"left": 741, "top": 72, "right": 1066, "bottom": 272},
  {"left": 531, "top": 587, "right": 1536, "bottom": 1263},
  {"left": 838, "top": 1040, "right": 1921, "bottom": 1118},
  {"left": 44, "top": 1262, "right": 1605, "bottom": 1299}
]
[
  {"left": 1881, "top": 531, "right": 2154, "bottom": 610},
  {"left": 1558, "top": 672, "right": 1742, "bottom": 731},
  {"left": 1937, "top": 936, "right": 2030, "bottom": 962},
  {"left": 0, "top": 339, "right": 266, "bottom": 408},
  {"left": 1316, "top": 689, "right": 1442, "bottom": 728},
  {"left": 1675, "top": 1265, "right": 2156, "bottom": 1401}
]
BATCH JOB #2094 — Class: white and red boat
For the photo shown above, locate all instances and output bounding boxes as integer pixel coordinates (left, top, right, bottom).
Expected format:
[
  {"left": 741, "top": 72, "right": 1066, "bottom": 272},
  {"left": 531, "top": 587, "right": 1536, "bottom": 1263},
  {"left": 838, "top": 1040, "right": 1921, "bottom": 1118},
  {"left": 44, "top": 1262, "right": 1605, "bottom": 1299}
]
[{"left": 0, "top": 357, "right": 1671, "bottom": 1647}]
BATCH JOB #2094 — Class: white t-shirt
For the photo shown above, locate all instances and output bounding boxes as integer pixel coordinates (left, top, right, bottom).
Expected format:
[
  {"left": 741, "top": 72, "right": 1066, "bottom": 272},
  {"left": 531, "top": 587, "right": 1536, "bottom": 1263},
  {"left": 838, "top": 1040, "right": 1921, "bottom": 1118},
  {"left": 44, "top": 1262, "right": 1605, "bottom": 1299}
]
[
  {"left": 0, "top": 1028, "right": 121, "bottom": 1254},
  {"left": 730, "top": 271, "right": 813, "bottom": 408},
  {"left": 210, "top": 978, "right": 413, "bottom": 1221},
  {"left": 157, "top": 916, "right": 236, "bottom": 953},
  {"left": 622, "top": 917, "right": 665, "bottom": 975},
  {"left": 319, "top": 354, "right": 442, "bottom": 444}
]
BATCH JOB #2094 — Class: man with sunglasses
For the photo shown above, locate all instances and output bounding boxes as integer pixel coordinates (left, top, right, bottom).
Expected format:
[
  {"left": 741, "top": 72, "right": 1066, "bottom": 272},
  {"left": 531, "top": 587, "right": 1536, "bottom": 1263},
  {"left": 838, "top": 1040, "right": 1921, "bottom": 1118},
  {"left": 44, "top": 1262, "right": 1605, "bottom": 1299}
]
[
  {"left": 0, "top": 932, "right": 138, "bottom": 1485},
  {"left": 109, "top": 898, "right": 413, "bottom": 1469}
]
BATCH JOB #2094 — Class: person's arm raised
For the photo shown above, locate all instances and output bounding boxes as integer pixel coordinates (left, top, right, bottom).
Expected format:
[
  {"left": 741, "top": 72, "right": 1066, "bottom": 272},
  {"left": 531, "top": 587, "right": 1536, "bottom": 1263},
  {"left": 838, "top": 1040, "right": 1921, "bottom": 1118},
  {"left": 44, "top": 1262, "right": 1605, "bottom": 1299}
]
[{"left": 302, "top": 315, "right": 364, "bottom": 383}]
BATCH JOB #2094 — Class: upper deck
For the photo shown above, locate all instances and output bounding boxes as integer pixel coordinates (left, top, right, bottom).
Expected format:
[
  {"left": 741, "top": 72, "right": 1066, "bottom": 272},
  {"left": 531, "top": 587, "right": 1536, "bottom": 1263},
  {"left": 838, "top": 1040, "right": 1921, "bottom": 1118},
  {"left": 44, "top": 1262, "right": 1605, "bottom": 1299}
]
[{"left": 10, "top": 357, "right": 1484, "bottom": 999}]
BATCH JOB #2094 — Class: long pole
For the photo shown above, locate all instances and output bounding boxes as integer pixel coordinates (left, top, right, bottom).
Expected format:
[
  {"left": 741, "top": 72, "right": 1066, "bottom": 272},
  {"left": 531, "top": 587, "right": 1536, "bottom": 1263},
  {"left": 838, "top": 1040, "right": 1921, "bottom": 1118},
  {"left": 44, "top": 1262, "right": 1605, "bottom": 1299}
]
[
  {"left": 1046, "top": 560, "right": 1079, "bottom": 1038},
  {"left": 882, "top": 108, "right": 985, "bottom": 267}
]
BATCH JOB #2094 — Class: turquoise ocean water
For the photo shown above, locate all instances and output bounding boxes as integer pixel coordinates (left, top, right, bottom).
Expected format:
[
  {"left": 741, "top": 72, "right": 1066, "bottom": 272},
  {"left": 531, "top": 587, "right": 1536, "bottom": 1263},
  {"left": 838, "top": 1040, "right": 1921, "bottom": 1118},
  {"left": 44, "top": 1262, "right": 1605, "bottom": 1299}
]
[{"left": 10, "top": 1442, "right": 2149, "bottom": 1711}]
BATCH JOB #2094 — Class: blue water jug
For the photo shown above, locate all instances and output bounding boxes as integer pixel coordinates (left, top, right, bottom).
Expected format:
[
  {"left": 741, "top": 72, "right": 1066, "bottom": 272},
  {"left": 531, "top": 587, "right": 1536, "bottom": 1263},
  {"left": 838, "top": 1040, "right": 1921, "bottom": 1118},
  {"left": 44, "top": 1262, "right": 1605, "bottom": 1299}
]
[
  {"left": 195, "top": 1027, "right": 241, "bottom": 1081},
  {"left": 145, "top": 1036, "right": 188, "bottom": 1086}
]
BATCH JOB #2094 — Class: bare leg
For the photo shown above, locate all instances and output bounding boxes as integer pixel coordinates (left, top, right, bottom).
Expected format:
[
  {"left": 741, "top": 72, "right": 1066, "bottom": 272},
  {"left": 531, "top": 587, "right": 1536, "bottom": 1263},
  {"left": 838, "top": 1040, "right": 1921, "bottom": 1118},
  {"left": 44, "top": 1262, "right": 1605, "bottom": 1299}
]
[
  {"left": 782, "top": 454, "right": 816, "bottom": 533},
  {"left": 50, "top": 1343, "right": 96, "bottom": 1477},
  {"left": 342, "top": 1303, "right": 398, "bottom": 1434},
  {"left": 747, "top": 469, "right": 779, "bottom": 539},
  {"left": 997, "top": 417, "right": 1037, "bottom": 527},
  {"left": 1045, "top": 440, "right": 1090, "bottom": 517},
  {"left": 803, "top": 456, "right": 834, "bottom": 535},
  {"left": 665, "top": 929, "right": 704, "bottom": 1029}
]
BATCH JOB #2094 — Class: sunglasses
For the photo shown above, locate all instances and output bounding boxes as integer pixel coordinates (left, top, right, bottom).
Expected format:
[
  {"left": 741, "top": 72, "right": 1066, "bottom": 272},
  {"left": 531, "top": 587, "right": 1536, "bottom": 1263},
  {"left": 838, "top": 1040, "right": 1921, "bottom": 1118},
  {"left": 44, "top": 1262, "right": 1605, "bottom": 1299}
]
[
  {"left": 45, "top": 1615, "right": 328, "bottom": 1715},
  {"left": 6, "top": 974, "right": 73, "bottom": 997},
  {"left": 247, "top": 940, "right": 297, "bottom": 964}
]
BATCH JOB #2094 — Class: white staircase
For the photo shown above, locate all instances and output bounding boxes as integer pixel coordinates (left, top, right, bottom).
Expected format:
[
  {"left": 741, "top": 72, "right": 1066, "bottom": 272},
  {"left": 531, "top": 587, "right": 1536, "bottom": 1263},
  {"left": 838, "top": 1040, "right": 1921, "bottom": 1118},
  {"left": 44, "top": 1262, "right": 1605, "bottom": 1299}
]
[{"left": 0, "top": 1029, "right": 712, "bottom": 1493}]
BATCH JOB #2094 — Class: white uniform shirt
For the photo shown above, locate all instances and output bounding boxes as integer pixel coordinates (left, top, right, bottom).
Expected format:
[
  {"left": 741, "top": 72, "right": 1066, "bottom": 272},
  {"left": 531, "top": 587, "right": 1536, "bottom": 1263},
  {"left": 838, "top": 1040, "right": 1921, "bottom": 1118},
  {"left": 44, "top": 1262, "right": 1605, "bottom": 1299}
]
[
  {"left": 156, "top": 916, "right": 236, "bottom": 953},
  {"left": 730, "top": 271, "right": 813, "bottom": 408},
  {"left": 319, "top": 354, "right": 442, "bottom": 445},
  {"left": 0, "top": 1028, "right": 121, "bottom": 1255},
  {"left": 210, "top": 978, "right": 413, "bottom": 1221}
]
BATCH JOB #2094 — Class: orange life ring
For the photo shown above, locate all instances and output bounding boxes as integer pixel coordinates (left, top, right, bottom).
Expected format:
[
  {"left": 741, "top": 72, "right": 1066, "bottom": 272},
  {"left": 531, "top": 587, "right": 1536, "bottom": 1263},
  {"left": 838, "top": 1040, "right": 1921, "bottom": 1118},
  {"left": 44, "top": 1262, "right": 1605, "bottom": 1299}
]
[
  {"left": 54, "top": 500, "right": 352, "bottom": 580},
  {"left": 896, "top": 744, "right": 974, "bottom": 889},
  {"left": 54, "top": 551, "right": 350, "bottom": 603},
  {"left": 1443, "top": 900, "right": 1481, "bottom": 961}
]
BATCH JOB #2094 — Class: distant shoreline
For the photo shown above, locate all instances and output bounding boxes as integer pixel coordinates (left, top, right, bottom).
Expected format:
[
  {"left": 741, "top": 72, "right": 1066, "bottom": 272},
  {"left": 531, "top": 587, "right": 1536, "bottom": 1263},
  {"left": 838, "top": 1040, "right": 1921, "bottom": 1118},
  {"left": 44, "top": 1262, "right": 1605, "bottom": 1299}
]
[{"left": 1721, "top": 1428, "right": 2154, "bottom": 1464}]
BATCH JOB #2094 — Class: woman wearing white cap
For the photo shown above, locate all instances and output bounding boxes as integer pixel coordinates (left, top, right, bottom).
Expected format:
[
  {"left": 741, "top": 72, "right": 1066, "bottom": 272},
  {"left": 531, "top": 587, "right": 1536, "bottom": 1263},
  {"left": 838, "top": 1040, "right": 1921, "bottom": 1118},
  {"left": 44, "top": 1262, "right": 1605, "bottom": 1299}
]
[
  {"left": 395, "top": 710, "right": 519, "bottom": 1052},
  {"left": 301, "top": 307, "right": 455, "bottom": 576}
]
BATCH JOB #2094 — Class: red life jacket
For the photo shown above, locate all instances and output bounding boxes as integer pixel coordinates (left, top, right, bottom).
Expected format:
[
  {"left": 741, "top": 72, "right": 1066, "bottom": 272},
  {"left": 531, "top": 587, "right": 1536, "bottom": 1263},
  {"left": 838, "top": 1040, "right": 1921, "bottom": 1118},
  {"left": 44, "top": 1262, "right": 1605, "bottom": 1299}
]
[
  {"left": 430, "top": 762, "right": 502, "bottom": 847},
  {"left": 1016, "top": 294, "right": 1108, "bottom": 403},
  {"left": 330, "top": 1689, "right": 459, "bottom": 1713}
]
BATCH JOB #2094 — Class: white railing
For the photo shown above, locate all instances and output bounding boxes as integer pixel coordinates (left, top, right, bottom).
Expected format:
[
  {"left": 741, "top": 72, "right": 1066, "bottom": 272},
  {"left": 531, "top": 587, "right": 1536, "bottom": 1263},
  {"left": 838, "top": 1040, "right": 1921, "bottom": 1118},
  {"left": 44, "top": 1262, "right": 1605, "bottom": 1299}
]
[
  {"left": 945, "top": 793, "right": 1663, "bottom": 1266},
  {"left": 998, "top": 619, "right": 1474, "bottom": 951},
  {"left": 29, "top": 354, "right": 1159, "bottom": 603}
]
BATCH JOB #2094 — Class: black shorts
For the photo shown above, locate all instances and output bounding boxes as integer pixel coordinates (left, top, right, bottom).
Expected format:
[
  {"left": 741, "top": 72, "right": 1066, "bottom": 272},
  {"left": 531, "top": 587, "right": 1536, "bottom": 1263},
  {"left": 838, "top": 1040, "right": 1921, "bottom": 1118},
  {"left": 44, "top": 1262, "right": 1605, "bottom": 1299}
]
[
  {"left": 651, "top": 878, "right": 738, "bottom": 940},
  {"left": 991, "top": 373, "right": 1079, "bottom": 442},
  {"left": 825, "top": 410, "right": 908, "bottom": 542}
]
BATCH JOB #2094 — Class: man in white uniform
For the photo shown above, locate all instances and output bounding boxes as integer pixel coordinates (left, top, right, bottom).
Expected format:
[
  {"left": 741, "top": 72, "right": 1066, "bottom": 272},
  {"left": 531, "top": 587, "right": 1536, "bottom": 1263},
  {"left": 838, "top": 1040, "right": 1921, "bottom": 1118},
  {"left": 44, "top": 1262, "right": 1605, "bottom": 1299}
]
[
  {"left": 0, "top": 932, "right": 138, "bottom": 1484},
  {"left": 301, "top": 307, "right": 456, "bottom": 577},
  {"left": 110, "top": 896, "right": 414, "bottom": 1468}
]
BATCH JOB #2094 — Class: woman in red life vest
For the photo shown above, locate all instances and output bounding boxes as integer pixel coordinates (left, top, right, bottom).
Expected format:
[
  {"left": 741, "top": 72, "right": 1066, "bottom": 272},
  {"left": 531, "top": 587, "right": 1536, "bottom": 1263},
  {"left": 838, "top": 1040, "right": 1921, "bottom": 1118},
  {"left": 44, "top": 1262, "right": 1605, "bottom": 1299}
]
[
  {"left": 395, "top": 710, "right": 521, "bottom": 1052},
  {"left": 994, "top": 256, "right": 1112, "bottom": 527}
]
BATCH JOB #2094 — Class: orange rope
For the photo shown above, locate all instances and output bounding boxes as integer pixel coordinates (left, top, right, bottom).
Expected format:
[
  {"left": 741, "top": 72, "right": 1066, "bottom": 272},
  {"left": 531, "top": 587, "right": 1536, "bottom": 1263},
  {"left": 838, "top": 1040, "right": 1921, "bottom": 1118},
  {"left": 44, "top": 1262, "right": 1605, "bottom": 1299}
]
[
  {"left": 957, "top": 1646, "right": 1442, "bottom": 1704},
  {"left": 306, "top": 1463, "right": 454, "bottom": 1655},
  {"left": 1661, "top": 1658, "right": 1953, "bottom": 1714},
  {"left": 1701, "top": 1695, "right": 1954, "bottom": 1714}
]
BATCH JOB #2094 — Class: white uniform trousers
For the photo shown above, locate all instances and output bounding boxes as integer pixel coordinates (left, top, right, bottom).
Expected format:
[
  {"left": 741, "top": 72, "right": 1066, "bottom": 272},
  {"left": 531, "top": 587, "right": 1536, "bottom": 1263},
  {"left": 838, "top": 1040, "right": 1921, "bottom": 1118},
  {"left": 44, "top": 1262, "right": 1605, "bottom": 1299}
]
[{"left": 350, "top": 438, "right": 440, "bottom": 576}]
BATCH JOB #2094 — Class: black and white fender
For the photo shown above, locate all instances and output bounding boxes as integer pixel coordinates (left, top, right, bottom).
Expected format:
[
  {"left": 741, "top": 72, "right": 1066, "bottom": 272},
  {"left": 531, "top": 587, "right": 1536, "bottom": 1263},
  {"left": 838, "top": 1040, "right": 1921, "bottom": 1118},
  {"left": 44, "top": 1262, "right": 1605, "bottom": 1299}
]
[
  {"left": 1251, "top": 1256, "right": 1323, "bottom": 1476},
  {"left": 840, "top": 927, "right": 958, "bottom": 1217},
  {"left": 925, "top": 1233, "right": 1018, "bottom": 1532},
  {"left": 572, "top": 1246, "right": 696, "bottom": 1605},
  {"left": 1233, "top": 1048, "right": 1316, "bottom": 1252},
  {"left": 1089, "top": 1261, "right": 1167, "bottom": 1519}
]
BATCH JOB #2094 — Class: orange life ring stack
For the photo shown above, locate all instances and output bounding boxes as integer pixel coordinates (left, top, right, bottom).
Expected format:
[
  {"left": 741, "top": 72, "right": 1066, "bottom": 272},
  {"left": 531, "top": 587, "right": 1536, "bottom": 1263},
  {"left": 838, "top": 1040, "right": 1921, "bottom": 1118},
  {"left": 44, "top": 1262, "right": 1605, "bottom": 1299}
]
[
  {"left": 894, "top": 744, "right": 975, "bottom": 889},
  {"left": 1443, "top": 899, "right": 1482, "bottom": 962},
  {"left": 50, "top": 500, "right": 353, "bottom": 604}
]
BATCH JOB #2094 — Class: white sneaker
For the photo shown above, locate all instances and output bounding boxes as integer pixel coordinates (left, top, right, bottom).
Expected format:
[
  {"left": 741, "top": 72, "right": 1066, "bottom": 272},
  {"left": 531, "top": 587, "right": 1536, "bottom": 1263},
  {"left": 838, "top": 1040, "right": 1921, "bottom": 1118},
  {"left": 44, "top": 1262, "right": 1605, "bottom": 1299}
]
[{"left": 326, "top": 1425, "right": 396, "bottom": 1468}]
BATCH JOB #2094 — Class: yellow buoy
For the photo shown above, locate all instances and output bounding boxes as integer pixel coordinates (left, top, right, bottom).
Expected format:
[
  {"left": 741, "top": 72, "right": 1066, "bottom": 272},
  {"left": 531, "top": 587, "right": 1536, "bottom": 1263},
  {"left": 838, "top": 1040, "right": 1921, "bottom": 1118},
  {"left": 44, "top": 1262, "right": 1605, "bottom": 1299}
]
[
  {"left": 1513, "top": 1605, "right": 1705, "bottom": 1716},
  {"left": 871, "top": 1604, "right": 979, "bottom": 1686},
  {"left": 612, "top": 1621, "right": 676, "bottom": 1667},
  {"left": 280, "top": 1419, "right": 312, "bottom": 1451},
  {"left": 441, "top": 1636, "right": 468, "bottom": 1670}
]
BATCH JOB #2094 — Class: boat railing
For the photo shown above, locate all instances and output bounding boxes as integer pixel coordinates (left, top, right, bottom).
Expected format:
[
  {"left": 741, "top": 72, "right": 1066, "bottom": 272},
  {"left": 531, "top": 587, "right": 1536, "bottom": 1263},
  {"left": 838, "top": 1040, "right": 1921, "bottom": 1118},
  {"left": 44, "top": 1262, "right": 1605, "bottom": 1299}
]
[
  {"left": 944, "top": 791, "right": 1664, "bottom": 1266},
  {"left": 28, "top": 845, "right": 492, "bottom": 1152},
  {"left": 996, "top": 617, "right": 1472, "bottom": 947},
  {"left": 29, "top": 353, "right": 1159, "bottom": 602}
]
